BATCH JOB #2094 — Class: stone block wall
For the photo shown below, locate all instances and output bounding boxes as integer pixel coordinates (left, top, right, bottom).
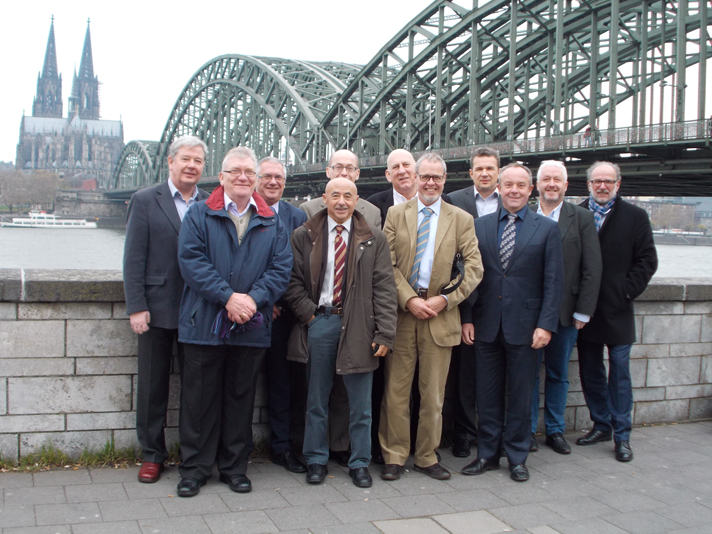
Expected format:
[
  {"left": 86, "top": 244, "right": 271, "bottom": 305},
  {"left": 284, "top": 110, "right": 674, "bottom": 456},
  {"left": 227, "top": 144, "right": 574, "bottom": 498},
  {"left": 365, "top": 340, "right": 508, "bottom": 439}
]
[{"left": 0, "top": 269, "right": 709, "bottom": 462}]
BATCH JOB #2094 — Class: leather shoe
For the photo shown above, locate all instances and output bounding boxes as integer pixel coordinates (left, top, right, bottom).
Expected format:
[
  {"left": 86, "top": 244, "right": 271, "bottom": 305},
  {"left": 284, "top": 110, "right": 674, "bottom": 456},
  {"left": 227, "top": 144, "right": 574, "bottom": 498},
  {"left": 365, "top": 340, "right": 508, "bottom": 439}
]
[
  {"left": 329, "top": 449, "right": 350, "bottom": 467},
  {"left": 381, "top": 464, "right": 404, "bottom": 481},
  {"left": 219, "top": 473, "right": 251, "bottom": 493},
  {"left": 349, "top": 467, "right": 373, "bottom": 488},
  {"left": 461, "top": 457, "right": 500, "bottom": 476},
  {"left": 546, "top": 433, "right": 571, "bottom": 454},
  {"left": 177, "top": 478, "right": 205, "bottom": 497},
  {"left": 414, "top": 462, "right": 451, "bottom": 480},
  {"left": 529, "top": 434, "right": 539, "bottom": 452},
  {"left": 138, "top": 461, "right": 164, "bottom": 483},
  {"left": 615, "top": 441, "right": 634, "bottom": 462},
  {"left": 272, "top": 449, "right": 307, "bottom": 473},
  {"left": 452, "top": 439, "right": 471, "bottom": 458},
  {"left": 576, "top": 429, "right": 613, "bottom": 445},
  {"left": 306, "top": 463, "right": 328, "bottom": 484},
  {"left": 509, "top": 463, "right": 530, "bottom": 482}
]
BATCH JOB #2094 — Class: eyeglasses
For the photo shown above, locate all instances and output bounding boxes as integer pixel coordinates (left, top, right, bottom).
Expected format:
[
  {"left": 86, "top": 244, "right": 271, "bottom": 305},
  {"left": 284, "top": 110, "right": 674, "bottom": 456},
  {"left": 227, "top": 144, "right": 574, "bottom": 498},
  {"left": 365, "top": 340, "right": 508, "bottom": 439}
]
[
  {"left": 222, "top": 168, "right": 256, "bottom": 178},
  {"left": 328, "top": 164, "right": 358, "bottom": 173},
  {"left": 258, "top": 174, "right": 285, "bottom": 183},
  {"left": 589, "top": 179, "right": 618, "bottom": 186},
  {"left": 418, "top": 174, "right": 445, "bottom": 183}
]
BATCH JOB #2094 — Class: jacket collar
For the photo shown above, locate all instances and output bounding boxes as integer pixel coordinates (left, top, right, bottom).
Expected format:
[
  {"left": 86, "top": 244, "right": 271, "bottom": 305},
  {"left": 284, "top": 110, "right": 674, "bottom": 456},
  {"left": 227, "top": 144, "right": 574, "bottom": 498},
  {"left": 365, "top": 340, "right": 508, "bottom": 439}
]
[
  {"left": 205, "top": 185, "right": 274, "bottom": 217},
  {"left": 303, "top": 208, "right": 374, "bottom": 242}
]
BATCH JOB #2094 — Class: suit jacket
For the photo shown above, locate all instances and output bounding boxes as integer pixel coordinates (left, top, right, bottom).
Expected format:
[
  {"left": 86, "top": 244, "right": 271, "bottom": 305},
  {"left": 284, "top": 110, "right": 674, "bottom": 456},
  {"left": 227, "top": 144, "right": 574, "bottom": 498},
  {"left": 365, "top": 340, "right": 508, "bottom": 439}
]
[
  {"left": 554, "top": 201, "right": 602, "bottom": 327},
  {"left": 578, "top": 197, "right": 657, "bottom": 345},
  {"left": 472, "top": 206, "right": 564, "bottom": 345},
  {"left": 300, "top": 196, "right": 381, "bottom": 227},
  {"left": 384, "top": 197, "right": 483, "bottom": 347},
  {"left": 448, "top": 185, "right": 501, "bottom": 220},
  {"left": 123, "top": 181, "right": 208, "bottom": 330}
]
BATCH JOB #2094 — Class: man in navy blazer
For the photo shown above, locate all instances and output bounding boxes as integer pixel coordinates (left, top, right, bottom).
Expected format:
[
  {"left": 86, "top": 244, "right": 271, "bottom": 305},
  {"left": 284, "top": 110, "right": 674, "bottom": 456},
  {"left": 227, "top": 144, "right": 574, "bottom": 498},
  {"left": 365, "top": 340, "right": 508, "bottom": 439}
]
[
  {"left": 461, "top": 163, "right": 563, "bottom": 482},
  {"left": 123, "top": 135, "right": 209, "bottom": 483},
  {"left": 255, "top": 156, "right": 308, "bottom": 474}
]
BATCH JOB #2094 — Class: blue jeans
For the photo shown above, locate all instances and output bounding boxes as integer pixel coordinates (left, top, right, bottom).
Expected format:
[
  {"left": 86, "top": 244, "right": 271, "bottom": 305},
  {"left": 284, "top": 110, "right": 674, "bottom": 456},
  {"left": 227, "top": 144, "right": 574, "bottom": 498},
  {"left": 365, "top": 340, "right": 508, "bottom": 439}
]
[
  {"left": 577, "top": 340, "right": 633, "bottom": 442},
  {"left": 531, "top": 323, "right": 579, "bottom": 435},
  {"left": 304, "top": 311, "right": 372, "bottom": 469}
]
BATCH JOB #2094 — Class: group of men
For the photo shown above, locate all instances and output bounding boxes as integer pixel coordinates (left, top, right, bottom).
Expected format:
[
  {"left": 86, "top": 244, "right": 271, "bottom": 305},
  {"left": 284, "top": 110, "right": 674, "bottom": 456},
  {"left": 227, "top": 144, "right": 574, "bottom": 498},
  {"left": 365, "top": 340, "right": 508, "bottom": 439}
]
[{"left": 123, "top": 134, "right": 657, "bottom": 496}]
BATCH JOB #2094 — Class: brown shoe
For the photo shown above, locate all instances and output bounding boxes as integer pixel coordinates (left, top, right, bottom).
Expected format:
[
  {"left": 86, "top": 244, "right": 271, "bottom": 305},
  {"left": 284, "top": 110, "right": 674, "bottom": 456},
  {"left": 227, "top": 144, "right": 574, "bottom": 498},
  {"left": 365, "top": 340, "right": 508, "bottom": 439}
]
[
  {"left": 138, "top": 461, "right": 165, "bottom": 483},
  {"left": 414, "top": 462, "right": 451, "bottom": 480},
  {"left": 380, "top": 464, "right": 405, "bottom": 481}
]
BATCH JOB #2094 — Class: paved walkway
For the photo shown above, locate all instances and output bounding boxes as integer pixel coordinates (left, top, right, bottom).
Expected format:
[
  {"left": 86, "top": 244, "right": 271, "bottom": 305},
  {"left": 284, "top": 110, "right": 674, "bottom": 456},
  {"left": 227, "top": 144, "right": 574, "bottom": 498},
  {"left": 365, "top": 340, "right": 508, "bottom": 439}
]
[{"left": 1, "top": 422, "right": 711, "bottom": 533}]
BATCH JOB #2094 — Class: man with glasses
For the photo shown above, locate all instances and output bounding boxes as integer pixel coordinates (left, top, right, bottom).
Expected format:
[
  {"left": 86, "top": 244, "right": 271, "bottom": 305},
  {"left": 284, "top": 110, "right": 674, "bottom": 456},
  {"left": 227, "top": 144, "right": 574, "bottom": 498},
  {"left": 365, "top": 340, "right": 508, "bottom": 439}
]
[
  {"left": 255, "top": 157, "right": 308, "bottom": 474},
  {"left": 576, "top": 161, "right": 657, "bottom": 462},
  {"left": 175, "top": 147, "right": 292, "bottom": 497},
  {"left": 380, "top": 153, "right": 483, "bottom": 481}
]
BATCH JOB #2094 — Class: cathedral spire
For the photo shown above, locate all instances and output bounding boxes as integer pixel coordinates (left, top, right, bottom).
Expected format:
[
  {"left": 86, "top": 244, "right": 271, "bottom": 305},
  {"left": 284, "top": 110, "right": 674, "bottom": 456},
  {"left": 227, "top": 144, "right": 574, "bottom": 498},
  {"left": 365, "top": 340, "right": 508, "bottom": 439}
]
[
  {"left": 32, "top": 16, "right": 63, "bottom": 118},
  {"left": 69, "top": 18, "right": 100, "bottom": 120},
  {"left": 77, "top": 18, "right": 95, "bottom": 80}
]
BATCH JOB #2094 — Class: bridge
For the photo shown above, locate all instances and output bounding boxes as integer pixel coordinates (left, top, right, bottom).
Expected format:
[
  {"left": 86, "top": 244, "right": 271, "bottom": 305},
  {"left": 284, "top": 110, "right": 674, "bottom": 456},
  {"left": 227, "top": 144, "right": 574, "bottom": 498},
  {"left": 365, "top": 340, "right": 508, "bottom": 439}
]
[{"left": 109, "top": 0, "right": 712, "bottom": 198}]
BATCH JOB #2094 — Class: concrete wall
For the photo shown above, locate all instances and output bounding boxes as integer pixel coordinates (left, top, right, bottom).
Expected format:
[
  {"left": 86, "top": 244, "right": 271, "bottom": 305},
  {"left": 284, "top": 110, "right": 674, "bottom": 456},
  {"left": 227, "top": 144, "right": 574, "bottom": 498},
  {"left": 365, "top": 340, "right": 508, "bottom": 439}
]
[{"left": 0, "top": 269, "right": 709, "bottom": 462}]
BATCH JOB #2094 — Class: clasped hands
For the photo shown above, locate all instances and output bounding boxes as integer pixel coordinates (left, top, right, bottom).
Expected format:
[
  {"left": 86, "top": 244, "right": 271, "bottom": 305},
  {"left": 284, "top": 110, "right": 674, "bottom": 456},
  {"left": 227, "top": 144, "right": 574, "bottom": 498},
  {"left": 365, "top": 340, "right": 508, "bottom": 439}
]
[
  {"left": 406, "top": 295, "right": 447, "bottom": 320},
  {"left": 226, "top": 293, "right": 257, "bottom": 324}
]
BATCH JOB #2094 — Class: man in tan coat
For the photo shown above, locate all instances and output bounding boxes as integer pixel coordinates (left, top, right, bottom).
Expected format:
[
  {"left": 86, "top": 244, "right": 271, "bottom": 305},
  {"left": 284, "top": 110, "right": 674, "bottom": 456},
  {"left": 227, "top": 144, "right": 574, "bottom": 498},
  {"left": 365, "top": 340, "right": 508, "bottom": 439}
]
[{"left": 380, "top": 153, "right": 483, "bottom": 481}]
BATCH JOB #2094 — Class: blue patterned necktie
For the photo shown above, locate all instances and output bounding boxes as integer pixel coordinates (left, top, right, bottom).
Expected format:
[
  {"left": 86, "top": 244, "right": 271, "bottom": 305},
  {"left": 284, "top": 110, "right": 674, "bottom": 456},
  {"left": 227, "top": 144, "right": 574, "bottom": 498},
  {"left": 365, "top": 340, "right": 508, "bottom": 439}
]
[
  {"left": 499, "top": 213, "right": 517, "bottom": 270},
  {"left": 409, "top": 207, "right": 434, "bottom": 289}
]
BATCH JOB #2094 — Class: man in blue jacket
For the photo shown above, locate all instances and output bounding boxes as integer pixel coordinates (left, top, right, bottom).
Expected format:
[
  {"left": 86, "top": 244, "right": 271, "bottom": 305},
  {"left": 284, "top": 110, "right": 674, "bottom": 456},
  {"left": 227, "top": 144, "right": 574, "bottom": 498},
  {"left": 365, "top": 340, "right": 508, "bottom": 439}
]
[{"left": 176, "top": 146, "right": 292, "bottom": 497}]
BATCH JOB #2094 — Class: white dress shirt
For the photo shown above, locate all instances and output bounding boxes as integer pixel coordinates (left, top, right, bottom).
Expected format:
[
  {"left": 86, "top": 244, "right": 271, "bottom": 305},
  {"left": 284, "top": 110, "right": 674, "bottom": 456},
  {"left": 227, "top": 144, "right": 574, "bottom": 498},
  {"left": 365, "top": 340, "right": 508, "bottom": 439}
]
[
  {"left": 167, "top": 179, "right": 198, "bottom": 221},
  {"left": 415, "top": 197, "right": 441, "bottom": 291},
  {"left": 318, "top": 217, "right": 352, "bottom": 307},
  {"left": 475, "top": 188, "right": 499, "bottom": 217},
  {"left": 392, "top": 189, "right": 408, "bottom": 206}
]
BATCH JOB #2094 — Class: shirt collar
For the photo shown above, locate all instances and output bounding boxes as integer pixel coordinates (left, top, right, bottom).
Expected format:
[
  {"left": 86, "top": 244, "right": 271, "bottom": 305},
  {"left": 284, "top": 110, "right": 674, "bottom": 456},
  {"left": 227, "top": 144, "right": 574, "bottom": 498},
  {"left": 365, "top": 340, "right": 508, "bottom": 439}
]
[
  {"left": 224, "top": 192, "right": 258, "bottom": 217},
  {"left": 167, "top": 178, "right": 198, "bottom": 201},
  {"left": 536, "top": 201, "right": 563, "bottom": 219},
  {"left": 328, "top": 216, "right": 352, "bottom": 234},
  {"left": 392, "top": 188, "right": 408, "bottom": 205},
  {"left": 475, "top": 188, "right": 499, "bottom": 201},
  {"left": 417, "top": 196, "right": 442, "bottom": 216},
  {"left": 270, "top": 201, "right": 280, "bottom": 214},
  {"left": 499, "top": 204, "right": 528, "bottom": 221}
]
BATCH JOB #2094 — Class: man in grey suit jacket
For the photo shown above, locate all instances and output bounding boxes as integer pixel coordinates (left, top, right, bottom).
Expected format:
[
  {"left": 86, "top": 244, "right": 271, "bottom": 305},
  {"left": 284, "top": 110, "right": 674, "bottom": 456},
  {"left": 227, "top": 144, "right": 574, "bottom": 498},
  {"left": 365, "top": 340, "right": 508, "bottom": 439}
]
[
  {"left": 123, "top": 135, "right": 209, "bottom": 483},
  {"left": 529, "top": 161, "right": 602, "bottom": 455}
]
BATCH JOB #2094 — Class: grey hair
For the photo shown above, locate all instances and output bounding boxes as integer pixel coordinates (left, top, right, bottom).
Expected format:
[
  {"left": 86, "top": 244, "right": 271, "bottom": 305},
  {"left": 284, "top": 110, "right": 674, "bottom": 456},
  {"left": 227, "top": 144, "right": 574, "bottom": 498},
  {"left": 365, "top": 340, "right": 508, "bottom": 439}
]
[
  {"left": 537, "top": 160, "right": 568, "bottom": 182},
  {"left": 470, "top": 146, "right": 500, "bottom": 169},
  {"left": 168, "top": 135, "right": 207, "bottom": 159},
  {"left": 257, "top": 156, "right": 287, "bottom": 180},
  {"left": 586, "top": 161, "right": 621, "bottom": 181},
  {"left": 222, "top": 146, "right": 258, "bottom": 171},
  {"left": 415, "top": 152, "right": 447, "bottom": 174},
  {"left": 499, "top": 162, "right": 533, "bottom": 186}
]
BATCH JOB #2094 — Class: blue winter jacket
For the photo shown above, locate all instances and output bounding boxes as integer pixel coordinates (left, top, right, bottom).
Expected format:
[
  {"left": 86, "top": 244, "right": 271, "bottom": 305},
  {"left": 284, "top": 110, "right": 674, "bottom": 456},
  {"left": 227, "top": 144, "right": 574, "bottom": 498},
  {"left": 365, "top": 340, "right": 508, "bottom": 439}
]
[{"left": 177, "top": 186, "right": 292, "bottom": 346}]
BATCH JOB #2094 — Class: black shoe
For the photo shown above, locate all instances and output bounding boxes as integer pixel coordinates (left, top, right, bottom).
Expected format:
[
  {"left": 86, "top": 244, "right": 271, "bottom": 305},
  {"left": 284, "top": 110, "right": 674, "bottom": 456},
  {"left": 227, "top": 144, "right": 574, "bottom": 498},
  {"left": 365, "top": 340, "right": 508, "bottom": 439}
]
[
  {"left": 372, "top": 449, "right": 385, "bottom": 465},
  {"left": 509, "top": 463, "right": 530, "bottom": 482},
  {"left": 576, "top": 429, "right": 613, "bottom": 446},
  {"left": 272, "top": 449, "right": 307, "bottom": 473},
  {"left": 529, "top": 433, "right": 539, "bottom": 452},
  {"left": 452, "top": 439, "right": 471, "bottom": 458},
  {"left": 499, "top": 444, "right": 507, "bottom": 458},
  {"left": 329, "top": 449, "right": 350, "bottom": 467},
  {"left": 414, "top": 462, "right": 451, "bottom": 480},
  {"left": 546, "top": 433, "right": 571, "bottom": 454},
  {"left": 177, "top": 477, "right": 205, "bottom": 498},
  {"left": 461, "top": 457, "right": 500, "bottom": 476},
  {"left": 219, "top": 473, "right": 252, "bottom": 493},
  {"left": 381, "top": 464, "right": 404, "bottom": 481},
  {"left": 306, "top": 463, "right": 328, "bottom": 484},
  {"left": 349, "top": 467, "right": 373, "bottom": 488},
  {"left": 615, "top": 441, "right": 633, "bottom": 462}
]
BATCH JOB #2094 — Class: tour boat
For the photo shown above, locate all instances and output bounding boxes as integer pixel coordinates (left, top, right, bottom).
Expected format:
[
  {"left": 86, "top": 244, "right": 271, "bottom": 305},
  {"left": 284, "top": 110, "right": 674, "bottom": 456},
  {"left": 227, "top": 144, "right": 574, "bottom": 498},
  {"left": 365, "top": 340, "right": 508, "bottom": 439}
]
[{"left": 0, "top": 211, "right": 98, "bottom": 229}]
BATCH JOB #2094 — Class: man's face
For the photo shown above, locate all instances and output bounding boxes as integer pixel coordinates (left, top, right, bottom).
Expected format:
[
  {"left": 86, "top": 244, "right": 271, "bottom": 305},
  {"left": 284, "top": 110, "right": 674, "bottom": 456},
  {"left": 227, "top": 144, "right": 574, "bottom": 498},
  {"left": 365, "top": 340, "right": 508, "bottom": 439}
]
[
  {"left": 219, "top": 156, "right": 257, "bottom": 204},
  {"left": 167, "top": 146, "right": 205, "bottom": 191},
  {"left": 256, "top": 161, "right": 285, "bottom": 206},
  {"left": 469, "top": 155, "right": 499, "bottom": 197},
  {"left": 323, "top": 178, "right": 358, "bottom": 224},
  {"left": 588, "top": 164, "right": 620, "bottom": 205},
  {"left": 417, "top": 159, "right": 446, "bottom": 206},
  {"left": 385, "top": 149, "right": 417, "bottom": 198},
  {"left": 500, "top": 166, "right": 533, "bottom": 213},
  {"left": 536, "top": 165, "right": 568, "bottom": 205},
  {"left": 326, "top": 151, "right": 360, "bottom": 182}
]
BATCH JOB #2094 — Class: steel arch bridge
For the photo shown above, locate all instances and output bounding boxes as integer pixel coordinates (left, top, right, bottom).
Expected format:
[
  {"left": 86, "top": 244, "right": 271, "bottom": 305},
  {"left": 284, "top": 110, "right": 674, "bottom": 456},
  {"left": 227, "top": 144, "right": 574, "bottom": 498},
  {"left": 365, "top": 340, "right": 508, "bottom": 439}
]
[{"left": 111, "top": 0, "right": 711, "bottom": 191}]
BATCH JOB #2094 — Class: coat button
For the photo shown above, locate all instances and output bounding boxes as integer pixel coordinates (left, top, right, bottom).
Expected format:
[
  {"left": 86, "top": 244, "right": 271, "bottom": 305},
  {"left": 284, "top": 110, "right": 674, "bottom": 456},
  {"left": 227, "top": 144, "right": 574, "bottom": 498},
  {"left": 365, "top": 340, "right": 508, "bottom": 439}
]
[{"left": 498, "top": 296, "right": 502, "bottom": 300}]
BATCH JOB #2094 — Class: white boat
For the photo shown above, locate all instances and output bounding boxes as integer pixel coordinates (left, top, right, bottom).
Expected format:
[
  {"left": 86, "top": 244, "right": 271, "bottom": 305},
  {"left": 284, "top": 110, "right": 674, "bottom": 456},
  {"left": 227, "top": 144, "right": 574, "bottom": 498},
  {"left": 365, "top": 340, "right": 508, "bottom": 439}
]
[{"left": 0, "top": 211, "right": 98, "bottom": 229}]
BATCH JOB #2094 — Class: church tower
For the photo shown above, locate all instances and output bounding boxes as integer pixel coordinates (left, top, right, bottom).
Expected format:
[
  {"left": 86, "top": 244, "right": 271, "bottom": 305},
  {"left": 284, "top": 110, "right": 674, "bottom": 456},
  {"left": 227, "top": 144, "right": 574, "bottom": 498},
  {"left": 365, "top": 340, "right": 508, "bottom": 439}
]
[
  {"left": 68, "top": 19, "right": 100, "bottom": 120},
  {"left": 32, "top": 17, "right": 63, "bottom": 118}
]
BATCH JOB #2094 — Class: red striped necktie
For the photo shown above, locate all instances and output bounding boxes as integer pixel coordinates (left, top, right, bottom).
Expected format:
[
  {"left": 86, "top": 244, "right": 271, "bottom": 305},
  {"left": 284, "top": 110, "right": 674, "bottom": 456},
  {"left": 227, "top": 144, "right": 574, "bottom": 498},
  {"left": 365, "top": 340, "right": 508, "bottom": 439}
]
[{"left": 332, "top": 225, "right": 346, "bottom": 306}]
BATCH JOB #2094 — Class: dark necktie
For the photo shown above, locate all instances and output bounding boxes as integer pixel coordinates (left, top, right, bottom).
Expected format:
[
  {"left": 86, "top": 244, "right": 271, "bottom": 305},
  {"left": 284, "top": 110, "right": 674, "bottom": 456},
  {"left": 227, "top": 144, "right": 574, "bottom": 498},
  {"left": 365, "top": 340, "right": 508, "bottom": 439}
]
[{"left": 499, "top": 213, "right": 516, "bottom": 270}]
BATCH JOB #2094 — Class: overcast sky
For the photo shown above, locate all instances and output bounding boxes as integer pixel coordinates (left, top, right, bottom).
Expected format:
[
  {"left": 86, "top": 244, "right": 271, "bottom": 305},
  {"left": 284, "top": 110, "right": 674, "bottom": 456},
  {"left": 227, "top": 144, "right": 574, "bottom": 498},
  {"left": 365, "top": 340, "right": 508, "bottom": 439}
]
[{"left": 1, "top": 0, "right": 435, "bottom": 163}]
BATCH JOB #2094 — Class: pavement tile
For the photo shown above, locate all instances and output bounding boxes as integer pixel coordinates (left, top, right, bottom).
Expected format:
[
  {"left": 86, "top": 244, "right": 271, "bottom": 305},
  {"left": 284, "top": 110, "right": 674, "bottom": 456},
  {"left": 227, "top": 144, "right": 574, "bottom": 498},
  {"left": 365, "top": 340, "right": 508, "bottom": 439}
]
[
  {"left": 591, "top": 488, "right": 666, "bottom": 512},
  {"left": 122, "top": 479, "right": 182, "bottom": 500},
  {"left": 65, "top": 482, "right": 128, "bottom": 503},
  {"left": 159, "top": 492, "right": 230, "bottom": 516},
  {"left": 444, "top": 470, "right": 509, "bottom": 491},
  {"left": 373, "top": 517, "right": 450, "bottom": 534},
  {"left": 489, "top": 483, "right": 556, "bottom": 505},
  {"left": 641, "top": 483, "right": 708, "bottom": 505},
  {"left": 670, "top": 526, "right": 712, "bottom": 534},
  {"left": 531, "top": 477, "right": 601, "bottom": 499},
  {"left": 265, "top": 504, "right": 341, "bottom": 530},
  {"left": 0, "top": 473, "right": 34, "bottom": 489},
  {"left": 138, "top": 515, "right": 212, "bottom": 534},
  {"left": 605, "top": 510, "right": 685, "bottom": 533},
  {"left": 529, "top": 460, "right": 597, "bottom": 479},
  {"left": 433, "top": 510, "right": 512, "bottom": 533},
  {"left": 653, "top": 447, "right": 712, "bottom": 466},
  {"left": 72, "top": 520, "right": 141, "bottom": 533},
  {"left": 581, "top": 472, "right": 648, "bottom": 492},
  {"left": 657, "top": 502, "right": 712, "bottom": 527},
  {"left": 435, "top": 488, "right": 509, "bottom": 512},
  {"left": 489, "top": 503, "right": 568, "bottom": 530},
  {"left": 3, "top": 527, "right": 73, "bottom": 534},
  {"left": 0, "top": 505, "right": 37, "bottom": 529},
  {"left": 278, "top": 483, "right": 349, "bottom": 506},
  {"left": 89, "top": 466, "right": 148, "bottom": 484},
  {"left": 3, "top": 486, "right": 66, "bottom": 506},
  {"left": 330, "top": 479, "right": 404, "bottom": 500},
  {"left": 540, "top": 496, "right": 616, "bottom": 521},
  {"left": 379, "top": 472, "right": 457, "bottom": 496},
  {"left": 326, "top": 497, "right": 400, "bottom": 523},
  {"left": 219, "top": 488, "right": 291, "bottom": 512},
  {"left": 528, "top": 527, "right": 564, "bottom": 534},
  {"left": 249, "top": 471, "right": 305, "bottom": 490},
  {"left": 549, "top": 517, "right": 629, "bottom": 534},
  {"left": 34, "top": 502, "right": 101, "bottom": 526},
  {"left": 98, "top": 498, "right": 166, "bottom": 522},
  {"left": 310, "top": 522, "right": 383, "bottom": 534},
  {"left": 33, "top": 469, "right": 92, "bottom": 487},
  {"left": 380, "top": 494, "right": 456, "bottom": 518}
]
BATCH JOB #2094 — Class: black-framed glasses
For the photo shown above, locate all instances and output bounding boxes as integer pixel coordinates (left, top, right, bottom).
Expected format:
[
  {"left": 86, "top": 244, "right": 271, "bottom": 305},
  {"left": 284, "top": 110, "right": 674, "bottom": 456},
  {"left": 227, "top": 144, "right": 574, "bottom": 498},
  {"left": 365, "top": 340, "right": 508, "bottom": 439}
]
[
  {"left": 328, "top": 164, "right": 358, "bottom": 173},
  {"left": 418, "top": 174, "right": 445, "bottom": 183},
  {"left": 222, "top": 169, "right": 256, "bottom": 178},
  {"left": 589, "top": 179, "right": 618, "bottom": 186},
  {"left": 258, "top": 174, "right": 286, "bottom": 183}
]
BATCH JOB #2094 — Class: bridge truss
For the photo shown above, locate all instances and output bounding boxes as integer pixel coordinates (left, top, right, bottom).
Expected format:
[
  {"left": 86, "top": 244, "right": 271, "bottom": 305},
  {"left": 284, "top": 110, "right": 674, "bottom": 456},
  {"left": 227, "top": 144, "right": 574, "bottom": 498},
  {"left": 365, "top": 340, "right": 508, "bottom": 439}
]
[{"left": 111, "top": 0, "right": 711, "bottom": 191}]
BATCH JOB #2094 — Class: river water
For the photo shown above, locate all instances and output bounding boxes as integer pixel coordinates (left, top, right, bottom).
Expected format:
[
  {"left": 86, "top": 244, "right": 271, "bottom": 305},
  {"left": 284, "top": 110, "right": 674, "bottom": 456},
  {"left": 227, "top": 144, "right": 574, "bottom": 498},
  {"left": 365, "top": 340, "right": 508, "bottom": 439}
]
[{"left": 0, "top": 227, "right": 709, "bottom": 278}]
